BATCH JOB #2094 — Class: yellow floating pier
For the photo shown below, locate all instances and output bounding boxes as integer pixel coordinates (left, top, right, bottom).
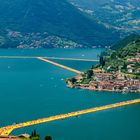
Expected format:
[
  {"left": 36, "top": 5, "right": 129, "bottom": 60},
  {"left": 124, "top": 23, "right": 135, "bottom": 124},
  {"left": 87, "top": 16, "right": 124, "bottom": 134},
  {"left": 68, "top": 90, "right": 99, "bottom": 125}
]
[
  {"left": 0, "top": 98, "right": 140, "bottom": 136},
  {"left": 37, "top": 57, "right": 82, "bottom": 74},
  {"left": 0, "top": 56, "right": 99, "bottom": 62}
]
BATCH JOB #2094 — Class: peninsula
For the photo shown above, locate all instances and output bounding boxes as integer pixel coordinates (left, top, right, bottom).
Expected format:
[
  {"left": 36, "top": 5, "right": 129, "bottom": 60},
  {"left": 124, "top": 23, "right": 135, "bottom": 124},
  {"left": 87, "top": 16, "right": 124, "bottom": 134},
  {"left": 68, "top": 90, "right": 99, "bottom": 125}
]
[{"left": 67, "top": 35, "right": 140, "bottom": 93}]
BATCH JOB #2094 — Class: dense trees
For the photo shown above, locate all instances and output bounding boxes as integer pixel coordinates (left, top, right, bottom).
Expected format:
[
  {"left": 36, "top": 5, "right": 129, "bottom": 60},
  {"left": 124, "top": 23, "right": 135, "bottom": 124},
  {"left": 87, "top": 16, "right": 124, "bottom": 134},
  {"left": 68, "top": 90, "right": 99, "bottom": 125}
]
[
  {"left": 86, "top": 69, "right": 94, "bottom": 79},
  {"left": 30, "top": 129, "right": 40, "bottom": 140},
  {"left": 69, "top": 77, "right": 77, "bottom": 84},
  {"left": 45, "top": 136, "right": 52, "bottom": 140},
  {"left": 100, "top": 35, "right": 140, "bottom": 73},
  {"left": 111, "top": 34, "right": 140, "bottom": 50},
  {"left": 99, "top": 56, "right": 106, "bottom": 67},
  {"left": 30, "top": 130, "right": 52, "bottom": 140}
]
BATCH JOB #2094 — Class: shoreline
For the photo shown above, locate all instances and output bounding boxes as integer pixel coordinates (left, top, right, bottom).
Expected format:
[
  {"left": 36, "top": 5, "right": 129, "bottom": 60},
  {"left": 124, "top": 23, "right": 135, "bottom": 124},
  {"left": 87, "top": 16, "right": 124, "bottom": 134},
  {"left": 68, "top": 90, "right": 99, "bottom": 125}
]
[{"left": 72, "top": 86, "right": 140, "bottom": 93}]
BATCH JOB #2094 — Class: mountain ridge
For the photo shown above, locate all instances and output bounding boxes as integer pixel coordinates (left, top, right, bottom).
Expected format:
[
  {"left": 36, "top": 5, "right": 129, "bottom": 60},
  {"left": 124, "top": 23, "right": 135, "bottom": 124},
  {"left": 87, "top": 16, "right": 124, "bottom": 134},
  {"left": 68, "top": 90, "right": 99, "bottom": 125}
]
[
  {"left": 0, "top": 0, "right": 119, "bottom": 48},
  {"left": 69, "top": 0, "right": 140, "bottom": 35}
]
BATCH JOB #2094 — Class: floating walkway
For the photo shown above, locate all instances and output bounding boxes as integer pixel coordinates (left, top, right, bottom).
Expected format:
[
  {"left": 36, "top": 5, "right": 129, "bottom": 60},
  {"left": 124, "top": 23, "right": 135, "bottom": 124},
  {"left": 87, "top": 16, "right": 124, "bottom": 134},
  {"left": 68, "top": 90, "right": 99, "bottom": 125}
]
[
  {"left": 0, "top": 56, "right": 97, "bottom": 74},
  {"left": 0, "top": 56, "right": 99, "bottom": 62},
  {"left": 0, "top": 98, "right": 140, "bottom": 137},
  {"left": 37, "top": 57, "right": 82, "bottom": 74}
]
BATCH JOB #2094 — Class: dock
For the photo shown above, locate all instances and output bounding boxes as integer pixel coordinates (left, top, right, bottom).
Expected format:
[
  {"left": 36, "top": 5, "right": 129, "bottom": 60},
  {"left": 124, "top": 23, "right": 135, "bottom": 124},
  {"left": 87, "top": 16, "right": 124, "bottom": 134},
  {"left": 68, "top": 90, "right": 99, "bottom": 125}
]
[
  {"left": 37, "top": 57, "right": 82, "bottom": 74},
  {"left": 0, "top": 98, "right": 140, "bottom": 136},
  {"left": 0, "top": 56, "right": 99, "bottom": 62}
]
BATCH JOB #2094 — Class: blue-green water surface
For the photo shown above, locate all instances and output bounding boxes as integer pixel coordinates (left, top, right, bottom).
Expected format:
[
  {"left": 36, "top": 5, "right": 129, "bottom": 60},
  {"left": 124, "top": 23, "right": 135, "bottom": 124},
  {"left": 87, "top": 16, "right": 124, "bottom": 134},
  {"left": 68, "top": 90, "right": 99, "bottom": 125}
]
[{"left": 0, "top": 48, "right": 140, "bottom": 140}]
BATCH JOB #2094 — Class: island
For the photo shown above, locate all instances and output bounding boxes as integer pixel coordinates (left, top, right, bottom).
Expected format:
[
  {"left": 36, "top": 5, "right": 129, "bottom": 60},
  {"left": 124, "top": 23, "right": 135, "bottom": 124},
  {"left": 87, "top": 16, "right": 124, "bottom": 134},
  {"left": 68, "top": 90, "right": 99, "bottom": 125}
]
[{"left": 67, "top": 35, "right": 140, "bottom": 93}]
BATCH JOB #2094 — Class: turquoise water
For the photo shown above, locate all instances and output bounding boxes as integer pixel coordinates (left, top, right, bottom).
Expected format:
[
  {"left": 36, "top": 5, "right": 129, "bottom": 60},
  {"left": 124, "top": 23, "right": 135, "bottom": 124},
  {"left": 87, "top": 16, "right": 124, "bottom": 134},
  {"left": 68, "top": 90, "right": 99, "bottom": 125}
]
[{"left": 0, "top": 48, "right": 140, "bottom": 140}]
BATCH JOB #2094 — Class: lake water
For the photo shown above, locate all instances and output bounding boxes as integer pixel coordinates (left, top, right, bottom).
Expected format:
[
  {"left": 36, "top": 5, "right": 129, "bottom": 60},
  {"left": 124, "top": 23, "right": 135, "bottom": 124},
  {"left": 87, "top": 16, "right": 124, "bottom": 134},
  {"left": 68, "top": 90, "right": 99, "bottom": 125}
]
[{"left": 0, "top": 48, "right": 140, "bottom": 140}]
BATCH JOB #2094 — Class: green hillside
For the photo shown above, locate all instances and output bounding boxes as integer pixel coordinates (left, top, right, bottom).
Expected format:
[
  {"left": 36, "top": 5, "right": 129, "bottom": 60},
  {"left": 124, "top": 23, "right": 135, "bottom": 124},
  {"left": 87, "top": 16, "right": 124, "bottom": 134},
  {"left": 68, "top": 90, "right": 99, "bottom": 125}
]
[
  {"left": 111, "top": 34, "right": 140, "bottom": 50},
  {"left": 0, "top": 0, "right": 119, "bottom": 48},
  {"left": 67, "top": 35, "right": 140, "bottom": 92},
  {"left": 98, "top": 35, "right": 140, "bottom": 74},
  {"left": 69, "top": 0, "right": 140, "bottom": 34}
]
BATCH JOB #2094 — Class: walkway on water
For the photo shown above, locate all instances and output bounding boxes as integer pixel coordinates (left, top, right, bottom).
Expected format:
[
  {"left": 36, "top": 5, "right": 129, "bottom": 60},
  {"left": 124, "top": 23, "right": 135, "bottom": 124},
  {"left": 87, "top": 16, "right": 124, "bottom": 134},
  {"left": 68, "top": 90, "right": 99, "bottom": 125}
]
[
  {"left": 0, "top": 98, "right": 140, "bottom": 137},
  {"left": 37, "top": 57, "right": 82, "bottom": 74},
  {"left": 0, "top": 56, "right": 99, "bottom": 62},
  {"left": 0, "top": 56, "right": 99, "bottom": 74}
]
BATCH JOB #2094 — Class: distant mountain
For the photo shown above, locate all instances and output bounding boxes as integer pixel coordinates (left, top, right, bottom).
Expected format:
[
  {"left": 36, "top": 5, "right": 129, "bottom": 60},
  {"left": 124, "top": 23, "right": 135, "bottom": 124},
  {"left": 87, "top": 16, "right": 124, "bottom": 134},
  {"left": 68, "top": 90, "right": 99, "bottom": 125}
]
[
  {"left": 0, "top": 0, "right": 119, "bottom": 48},
  {"left": 69, "top": 0, "right": 140, "bottom": 35}
]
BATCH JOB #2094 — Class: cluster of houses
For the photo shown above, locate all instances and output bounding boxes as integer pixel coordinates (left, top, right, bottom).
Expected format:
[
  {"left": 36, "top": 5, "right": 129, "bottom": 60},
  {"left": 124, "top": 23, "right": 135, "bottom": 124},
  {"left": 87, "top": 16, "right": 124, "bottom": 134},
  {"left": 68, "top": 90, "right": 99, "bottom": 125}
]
[
  {"left": 127, "top": 53, "right": 140, "bottom": 74},
  {"left": 0, "top": 134, "right": 30, "bottom": 140},
  {"left": 7, "top": 30, "right": 83, "bottom": 49},
  {"left": 68, "top": 68, "right": 140, "bottom": 93},
  {"left": 127, "top": 53, "right": 140, "bottom": 63}
]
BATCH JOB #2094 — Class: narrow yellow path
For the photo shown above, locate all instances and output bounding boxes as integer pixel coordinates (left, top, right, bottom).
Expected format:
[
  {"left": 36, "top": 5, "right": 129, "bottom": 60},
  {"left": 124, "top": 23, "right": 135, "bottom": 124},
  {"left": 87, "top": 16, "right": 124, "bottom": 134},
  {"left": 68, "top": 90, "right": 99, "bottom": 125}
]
[
  {"left": 0, "top": 98, "right": 140, "bottom": 136},
  {"left": 37, "top": 57, "right": 82, "bottom": 74},
  {"left": 0, "top": 56, "right": 99, "bottom": 62}
]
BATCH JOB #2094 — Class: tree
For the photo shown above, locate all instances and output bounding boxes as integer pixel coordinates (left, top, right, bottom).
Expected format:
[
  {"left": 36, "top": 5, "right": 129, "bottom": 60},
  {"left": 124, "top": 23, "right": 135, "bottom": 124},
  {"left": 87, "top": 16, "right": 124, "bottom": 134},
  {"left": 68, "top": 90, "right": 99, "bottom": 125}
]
[
  {"left": 99, "top": 56, "right": 106, "bottom": 67},
  {"left": 86, "top": 69, "right": 93, "bottom": 79},
  {"left": 31, "top": 132, "right": 34, "bottom": 137},
  {"left": 45, "top": 136, "right": 52, "bottom": 140},
  {"left": 70, "top": 77, "right": 77, "bottom": 84},
  {"left": 33, "top": 129, "right": 37, "bottom": 137}
]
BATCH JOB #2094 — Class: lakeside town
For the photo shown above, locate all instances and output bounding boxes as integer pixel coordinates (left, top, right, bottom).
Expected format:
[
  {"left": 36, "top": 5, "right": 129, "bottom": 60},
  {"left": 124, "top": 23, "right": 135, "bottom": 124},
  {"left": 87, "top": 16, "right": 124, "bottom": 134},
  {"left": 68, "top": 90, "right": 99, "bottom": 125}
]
[
  {"left": 4, "top": 30, "right": 84, "bottom": 49},
  {"left": 67, "top": 70, "right": 140, "bottom": 93},
  {"left": 1, "top": 30, "right": 111, "bottom": 49},
  {"left": 67, "top": 53, "right": 140, "bottom": 93}
]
